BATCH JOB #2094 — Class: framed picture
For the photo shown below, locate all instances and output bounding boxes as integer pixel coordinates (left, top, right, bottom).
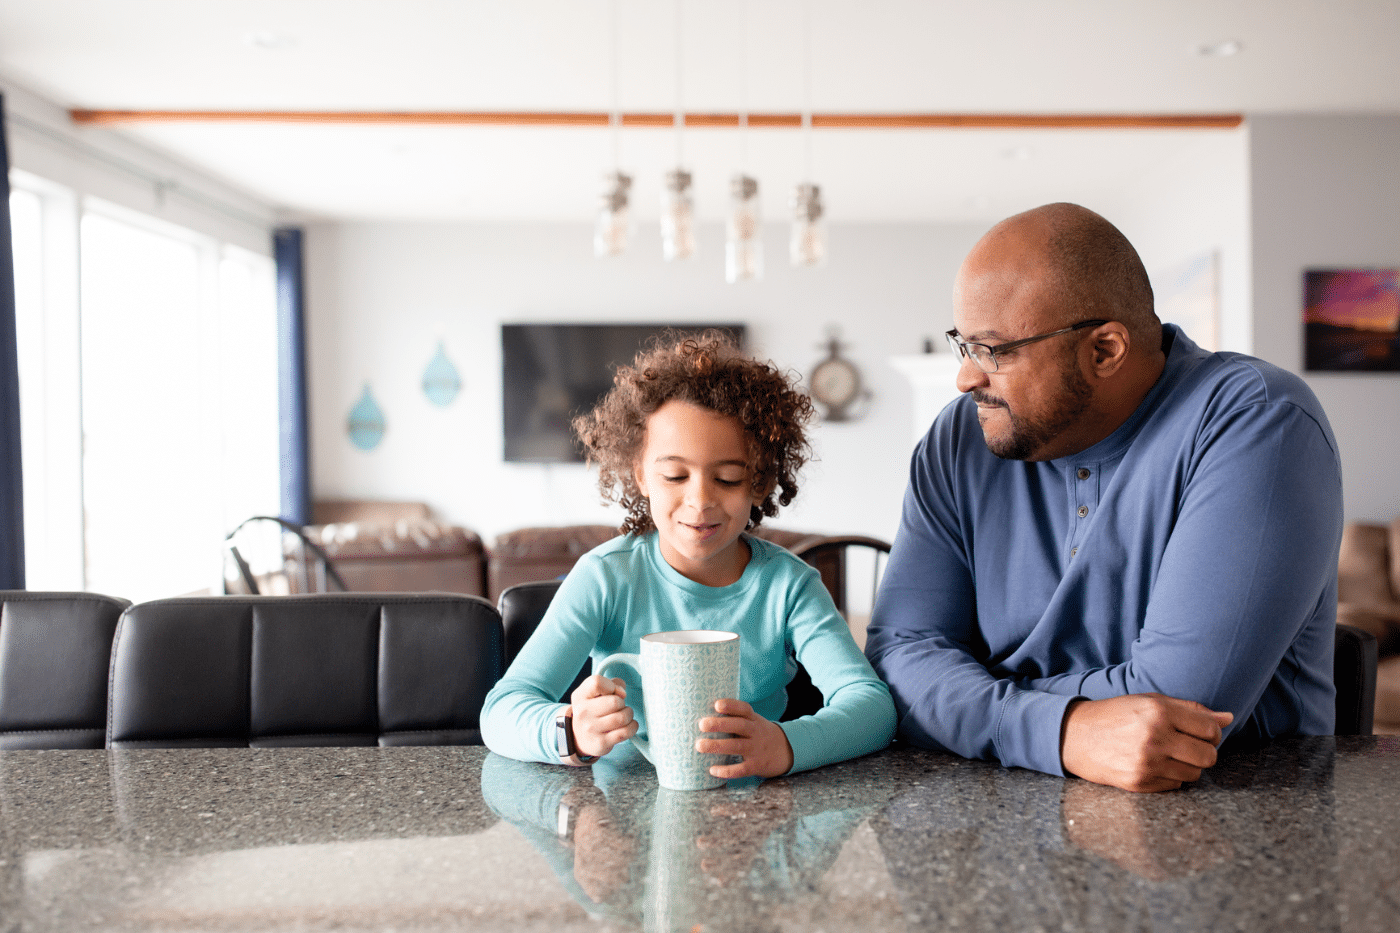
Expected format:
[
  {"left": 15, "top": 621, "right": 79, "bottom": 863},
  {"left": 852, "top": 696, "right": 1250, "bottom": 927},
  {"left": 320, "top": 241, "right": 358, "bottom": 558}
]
[{"left": 1303, "top": 269, "right": 1400, "bottom": 372}]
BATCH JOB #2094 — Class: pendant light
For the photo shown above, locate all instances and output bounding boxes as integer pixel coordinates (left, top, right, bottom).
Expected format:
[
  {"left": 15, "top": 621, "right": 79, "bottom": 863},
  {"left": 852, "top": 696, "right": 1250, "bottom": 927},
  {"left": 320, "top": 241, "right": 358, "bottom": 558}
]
[
  {"left": 726, "top": 5, "right": 761, "bottom": 283},
  {"left": 791, "top": 0, "right": 827, "bottom": 267},
  {"left": 661, "top": 0, "right": 695, "bottom": 261},
  {"left": 594, "top": 0, "right": 632, "bottom": 257}
]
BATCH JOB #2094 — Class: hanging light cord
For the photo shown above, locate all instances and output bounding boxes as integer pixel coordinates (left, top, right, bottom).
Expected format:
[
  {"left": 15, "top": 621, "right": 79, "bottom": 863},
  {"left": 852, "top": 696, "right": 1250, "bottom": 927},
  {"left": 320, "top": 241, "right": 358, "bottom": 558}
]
[
  {"left": 610, "top": 0, "right": 620, "bottom": 168},
  {"left": 674, "top": 0, "right": 684, "bottom": 165},
  {"left": 802, "top": 0, "right": 813, "bottom": 180},
  {"left": 738, "top": 0, "right": 748, "bottom": 169}
]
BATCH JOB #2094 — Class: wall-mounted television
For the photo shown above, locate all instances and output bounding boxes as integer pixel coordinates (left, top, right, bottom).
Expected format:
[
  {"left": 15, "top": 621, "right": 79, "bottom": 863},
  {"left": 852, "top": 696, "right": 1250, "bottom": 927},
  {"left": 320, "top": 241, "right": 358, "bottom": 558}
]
[{"left": 502, "top": 323, "right": 747, "bottom": 463}]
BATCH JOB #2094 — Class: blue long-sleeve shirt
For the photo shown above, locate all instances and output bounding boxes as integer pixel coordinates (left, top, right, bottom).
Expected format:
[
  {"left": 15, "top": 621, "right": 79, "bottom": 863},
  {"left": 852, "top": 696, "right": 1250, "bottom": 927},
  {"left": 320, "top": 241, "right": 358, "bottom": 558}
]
[
  {"left": 865, "top": 325, "right": 1343, "bottom": 777},
  {"left": 482, "top": 531, "right": 896, "bottom": 775}
]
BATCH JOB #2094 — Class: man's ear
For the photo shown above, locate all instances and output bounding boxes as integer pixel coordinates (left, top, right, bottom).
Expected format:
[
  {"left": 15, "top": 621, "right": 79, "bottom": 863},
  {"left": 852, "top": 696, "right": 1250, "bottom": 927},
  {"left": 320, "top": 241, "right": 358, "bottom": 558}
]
[{"left": 1089, "top": 322, "right": 1131, "bottom": 378}]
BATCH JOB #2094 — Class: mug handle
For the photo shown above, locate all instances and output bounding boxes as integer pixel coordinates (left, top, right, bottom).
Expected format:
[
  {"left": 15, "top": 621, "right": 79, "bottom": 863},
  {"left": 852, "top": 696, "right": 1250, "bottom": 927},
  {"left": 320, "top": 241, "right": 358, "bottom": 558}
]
[{"left": 595, "top": 652, "right": 650, "bottom": 763}]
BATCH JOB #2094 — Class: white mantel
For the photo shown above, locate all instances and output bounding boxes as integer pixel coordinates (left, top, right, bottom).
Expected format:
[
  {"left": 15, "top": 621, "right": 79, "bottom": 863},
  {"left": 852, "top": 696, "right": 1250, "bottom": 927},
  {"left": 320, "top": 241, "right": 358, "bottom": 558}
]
[{"left": 889, "top": 353, "right": 964, "bottom": 445}]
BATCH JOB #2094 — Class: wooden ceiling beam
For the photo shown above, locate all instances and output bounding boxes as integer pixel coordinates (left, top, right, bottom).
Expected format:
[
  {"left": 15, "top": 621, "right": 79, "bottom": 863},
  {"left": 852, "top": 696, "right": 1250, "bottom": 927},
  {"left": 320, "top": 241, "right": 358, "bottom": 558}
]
[{"left": 68, "top": 109, "right": 1244, "bottom": 130}]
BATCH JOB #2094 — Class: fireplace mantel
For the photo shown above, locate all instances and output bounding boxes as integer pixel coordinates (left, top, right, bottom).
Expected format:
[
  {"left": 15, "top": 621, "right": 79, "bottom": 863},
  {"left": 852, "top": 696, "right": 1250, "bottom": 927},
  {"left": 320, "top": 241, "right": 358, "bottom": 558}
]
[{"left": 889, "top": 353, "right": 963, "bottom": 445}]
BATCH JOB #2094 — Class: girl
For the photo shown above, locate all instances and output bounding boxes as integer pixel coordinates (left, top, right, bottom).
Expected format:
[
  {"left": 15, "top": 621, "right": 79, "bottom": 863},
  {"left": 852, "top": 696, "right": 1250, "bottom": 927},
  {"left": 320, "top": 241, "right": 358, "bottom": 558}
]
[{"left": 481, "top": 332, "right": 895, "bottom": 779}]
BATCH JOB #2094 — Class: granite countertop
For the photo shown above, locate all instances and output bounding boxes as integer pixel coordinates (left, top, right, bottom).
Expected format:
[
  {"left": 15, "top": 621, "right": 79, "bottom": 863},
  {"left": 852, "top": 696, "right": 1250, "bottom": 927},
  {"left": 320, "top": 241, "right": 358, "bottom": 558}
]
[{"left": 1, "top": 736, "right": 1397, "bottom": 932}]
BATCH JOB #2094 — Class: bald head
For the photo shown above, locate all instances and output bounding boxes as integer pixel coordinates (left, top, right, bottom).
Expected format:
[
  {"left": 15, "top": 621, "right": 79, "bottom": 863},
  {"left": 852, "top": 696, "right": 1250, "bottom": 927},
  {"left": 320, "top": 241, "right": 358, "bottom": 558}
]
[{"left": 981, "top": 203, "right": 1160, "bottom": 350}]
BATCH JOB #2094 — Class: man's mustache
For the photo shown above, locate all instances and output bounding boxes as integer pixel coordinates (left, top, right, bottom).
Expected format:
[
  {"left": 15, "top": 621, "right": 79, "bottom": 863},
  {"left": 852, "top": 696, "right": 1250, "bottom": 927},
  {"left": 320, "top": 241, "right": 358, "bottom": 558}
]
[{"left": 971, "top": 390, "right": 1006, "bottom": 408}]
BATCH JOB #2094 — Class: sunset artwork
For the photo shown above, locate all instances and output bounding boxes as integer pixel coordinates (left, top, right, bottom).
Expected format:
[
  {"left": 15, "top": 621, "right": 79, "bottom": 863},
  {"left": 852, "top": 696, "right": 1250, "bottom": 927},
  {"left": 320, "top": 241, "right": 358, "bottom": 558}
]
[{"left": 1303, "top": 269, "right": 1400, "bottom": 371}]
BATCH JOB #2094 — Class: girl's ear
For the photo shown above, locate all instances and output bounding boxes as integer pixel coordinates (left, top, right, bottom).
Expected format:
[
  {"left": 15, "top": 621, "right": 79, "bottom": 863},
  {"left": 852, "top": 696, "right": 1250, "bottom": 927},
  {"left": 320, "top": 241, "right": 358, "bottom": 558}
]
[{"left": 633, "top": 459, "right": 649, "bottom": 498}]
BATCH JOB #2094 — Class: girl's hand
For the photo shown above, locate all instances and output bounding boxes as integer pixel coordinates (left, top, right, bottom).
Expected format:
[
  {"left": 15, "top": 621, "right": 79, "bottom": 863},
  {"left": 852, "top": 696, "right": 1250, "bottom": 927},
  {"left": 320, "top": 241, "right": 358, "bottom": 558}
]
[
  {"left": 696, "top": 698, "right": 795, "bottom": 779},
  {"left": 569, "top": 675, "right": 638, "bottom": 759}
]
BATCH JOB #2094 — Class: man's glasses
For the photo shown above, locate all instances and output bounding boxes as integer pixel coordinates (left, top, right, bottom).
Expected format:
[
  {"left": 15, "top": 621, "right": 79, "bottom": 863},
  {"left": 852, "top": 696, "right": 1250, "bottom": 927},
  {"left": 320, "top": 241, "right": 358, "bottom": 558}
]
[{"left": 945, "top": 319, "right": 1109, "bottom": 374}]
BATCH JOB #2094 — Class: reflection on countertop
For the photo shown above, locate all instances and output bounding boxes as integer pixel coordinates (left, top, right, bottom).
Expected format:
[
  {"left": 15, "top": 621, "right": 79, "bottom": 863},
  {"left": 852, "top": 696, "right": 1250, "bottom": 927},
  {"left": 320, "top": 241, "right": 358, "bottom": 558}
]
[{"left": 0, "top": 737, "right": 1398, "bottom": 932}]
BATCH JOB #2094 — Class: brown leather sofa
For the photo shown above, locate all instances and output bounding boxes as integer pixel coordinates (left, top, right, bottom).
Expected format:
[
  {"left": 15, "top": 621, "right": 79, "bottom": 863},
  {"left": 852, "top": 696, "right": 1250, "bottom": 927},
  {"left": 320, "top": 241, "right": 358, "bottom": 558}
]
[
  {"left": 1336, "top": 519, "right": 1400, "bottom": 733},
  {"left": 293, "top": 500, "right": 826, "bottom": 604},
  {"left": 294, "top": 500, "right": 488, "bottom": 597}
]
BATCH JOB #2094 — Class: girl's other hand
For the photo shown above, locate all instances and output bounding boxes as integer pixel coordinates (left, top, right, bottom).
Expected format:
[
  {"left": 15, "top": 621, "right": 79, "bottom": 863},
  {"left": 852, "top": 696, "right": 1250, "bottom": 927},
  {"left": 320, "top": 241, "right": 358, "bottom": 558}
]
[
  {"left": 696, "top": 698, "right": 795, "bottom": 779},
  {"left": 569, "top": 675, "right": 638, "bottom": 759}
]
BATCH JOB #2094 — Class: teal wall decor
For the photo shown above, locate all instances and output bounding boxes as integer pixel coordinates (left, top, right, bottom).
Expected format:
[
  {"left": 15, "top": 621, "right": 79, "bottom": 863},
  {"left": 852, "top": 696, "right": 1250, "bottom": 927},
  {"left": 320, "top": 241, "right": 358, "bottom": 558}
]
[
  {"left": 422, "top": 340, "right": 462, "bottom": 407},
  {"left": 347, "top": 383, "right": 386, "bottom": 450}
]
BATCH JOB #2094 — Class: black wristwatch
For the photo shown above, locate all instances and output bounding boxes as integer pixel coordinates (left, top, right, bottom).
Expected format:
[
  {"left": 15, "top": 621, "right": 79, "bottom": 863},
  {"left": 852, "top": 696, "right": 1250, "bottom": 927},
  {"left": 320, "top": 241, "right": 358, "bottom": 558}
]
[{"left": 555, "top": 707, "right": 598, "bottom": 766}]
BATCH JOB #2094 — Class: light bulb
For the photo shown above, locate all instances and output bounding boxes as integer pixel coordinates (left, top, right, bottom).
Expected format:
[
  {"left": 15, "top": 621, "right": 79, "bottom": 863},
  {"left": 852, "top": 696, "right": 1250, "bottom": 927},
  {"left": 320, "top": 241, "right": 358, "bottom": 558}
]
[
  {"left": 790, "top": 182, "right": 826, "bottom": 267},
  {"left": 726, "top": 174, "right": 762, "bottom": 283},
  {"left": 594, "top": 171, "right": 632, "bottom": 257},
  {"left": 661, "top": 169, "right": 696, "bottom": 261}
]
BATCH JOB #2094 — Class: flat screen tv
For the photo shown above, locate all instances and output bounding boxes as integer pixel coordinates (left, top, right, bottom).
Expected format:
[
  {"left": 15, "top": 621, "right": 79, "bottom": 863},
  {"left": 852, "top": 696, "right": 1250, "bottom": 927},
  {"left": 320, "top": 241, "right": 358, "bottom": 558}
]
[{"left": 502, "top": 323, "right": 746, "bottom": 463}]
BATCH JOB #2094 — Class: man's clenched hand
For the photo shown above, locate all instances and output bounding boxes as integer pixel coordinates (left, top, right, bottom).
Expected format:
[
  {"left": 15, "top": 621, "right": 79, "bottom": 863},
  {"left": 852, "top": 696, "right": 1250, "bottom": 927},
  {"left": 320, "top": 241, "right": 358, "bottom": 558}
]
[{"left": 1060, "top": 693, "right": 1233, "bottom": 793}]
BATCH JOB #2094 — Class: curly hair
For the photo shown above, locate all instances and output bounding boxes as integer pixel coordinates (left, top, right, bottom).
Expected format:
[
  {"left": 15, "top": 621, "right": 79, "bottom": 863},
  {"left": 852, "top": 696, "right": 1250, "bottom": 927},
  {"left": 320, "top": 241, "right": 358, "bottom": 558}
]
[{"left": 572, "top": 330, "right": 815, "bottom": 535}]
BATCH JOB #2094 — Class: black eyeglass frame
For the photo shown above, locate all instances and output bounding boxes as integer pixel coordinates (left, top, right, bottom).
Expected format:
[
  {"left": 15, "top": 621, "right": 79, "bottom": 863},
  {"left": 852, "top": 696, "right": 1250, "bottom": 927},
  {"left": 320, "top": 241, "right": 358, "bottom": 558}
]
[{"left": 945, "top": 319, "right": 1110, "bottom": 374}]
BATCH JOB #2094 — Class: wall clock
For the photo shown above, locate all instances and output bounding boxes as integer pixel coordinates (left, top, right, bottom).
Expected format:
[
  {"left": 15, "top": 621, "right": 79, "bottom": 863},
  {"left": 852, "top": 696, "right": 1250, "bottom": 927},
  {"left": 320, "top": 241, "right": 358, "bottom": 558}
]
[{"left": 809, "top": 334, "right": 866, "bottom": 422}]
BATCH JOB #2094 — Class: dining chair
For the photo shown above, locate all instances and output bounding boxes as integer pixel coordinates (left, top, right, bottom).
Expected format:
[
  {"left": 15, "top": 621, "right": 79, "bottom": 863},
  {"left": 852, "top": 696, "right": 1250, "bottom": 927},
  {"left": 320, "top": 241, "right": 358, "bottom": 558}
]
[
  {"left": 782, "top": 535, "right": 893, "bottom": 720},
  {"left": 497, "top": 579, "right": 589, "bottom": 701},
  {"left": 107, "top": 592, "right": 504, "bottom": 748},
  {"left": 1334, "top": 622, "right": 1377, "bottom": 736},
  {"left": 790, "top": 534, "right": 893, "bottom": 621},
  {"left": 0, "top": 591, "right": 130, "bottom": 749}
]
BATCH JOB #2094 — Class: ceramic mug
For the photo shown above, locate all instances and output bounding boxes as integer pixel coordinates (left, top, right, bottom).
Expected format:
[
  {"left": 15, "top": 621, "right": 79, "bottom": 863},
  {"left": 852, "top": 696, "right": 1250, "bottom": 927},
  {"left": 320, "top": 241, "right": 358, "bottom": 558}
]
[{"left": 596, "top": 630, "right": 740, "bottom": 791}]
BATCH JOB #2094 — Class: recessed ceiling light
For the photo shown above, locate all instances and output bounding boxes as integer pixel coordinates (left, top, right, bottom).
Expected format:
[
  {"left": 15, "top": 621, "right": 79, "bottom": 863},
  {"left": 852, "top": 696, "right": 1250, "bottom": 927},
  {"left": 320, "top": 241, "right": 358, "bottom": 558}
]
[
  {"left": 1195, "top": 39, "right": 1243, "bottom": 58},
  {"left": 245, "top": 32, "right": 297, "bottom": 51},
  {"left": 1001, "top": 146, "right": 1034, "bottom": 161}
]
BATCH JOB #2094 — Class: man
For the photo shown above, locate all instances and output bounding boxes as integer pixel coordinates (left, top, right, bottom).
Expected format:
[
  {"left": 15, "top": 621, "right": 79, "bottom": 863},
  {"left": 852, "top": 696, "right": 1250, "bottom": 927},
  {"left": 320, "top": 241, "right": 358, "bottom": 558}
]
[{"left": 866, "top": 203, "right": 1343, "bottom": 792}]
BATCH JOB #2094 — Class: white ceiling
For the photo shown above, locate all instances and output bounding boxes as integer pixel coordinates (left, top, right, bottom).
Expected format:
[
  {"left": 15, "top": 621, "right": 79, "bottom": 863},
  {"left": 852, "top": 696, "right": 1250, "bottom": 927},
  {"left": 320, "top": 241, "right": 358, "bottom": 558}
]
[{"left": 1, "top": 0, "right": 1395, "bottom": 224}]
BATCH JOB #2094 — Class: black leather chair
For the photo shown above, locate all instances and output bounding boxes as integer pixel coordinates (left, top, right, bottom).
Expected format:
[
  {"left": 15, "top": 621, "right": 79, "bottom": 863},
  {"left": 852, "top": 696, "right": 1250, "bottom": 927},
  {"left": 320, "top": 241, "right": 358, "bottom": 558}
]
[
  {"left": 0, "top": 591, "right": 130, "bottom": 749},
  {"left": 107, "top": 593, "right": 504, "bottom": 748},
  {"left": 1335, "top": 622, "right": 1377, "bottom": 736},
  {"left": 497, "top": 579, "right": 590, "bottom": 701}
]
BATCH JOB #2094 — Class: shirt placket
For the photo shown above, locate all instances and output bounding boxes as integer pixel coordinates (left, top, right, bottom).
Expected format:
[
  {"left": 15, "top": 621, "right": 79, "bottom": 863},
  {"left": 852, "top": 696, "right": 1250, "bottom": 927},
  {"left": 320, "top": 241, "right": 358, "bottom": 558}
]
[{"left": 1067, "top": 463, "right": 1100, "bottom": 562}]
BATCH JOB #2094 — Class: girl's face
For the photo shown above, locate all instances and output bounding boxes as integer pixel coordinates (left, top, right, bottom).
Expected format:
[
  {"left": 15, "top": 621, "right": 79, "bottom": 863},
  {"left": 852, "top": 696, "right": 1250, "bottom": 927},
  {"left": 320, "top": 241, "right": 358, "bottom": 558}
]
[{"left": 634, "top": 400, "right": 763, "bottom": 587}]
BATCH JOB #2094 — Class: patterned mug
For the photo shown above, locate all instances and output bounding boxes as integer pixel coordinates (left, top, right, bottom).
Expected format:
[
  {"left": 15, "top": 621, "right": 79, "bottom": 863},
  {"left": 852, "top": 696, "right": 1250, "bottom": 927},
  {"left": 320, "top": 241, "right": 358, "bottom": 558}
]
[{"left": 596, "top": 631, "right": 740, "bottom": 790}]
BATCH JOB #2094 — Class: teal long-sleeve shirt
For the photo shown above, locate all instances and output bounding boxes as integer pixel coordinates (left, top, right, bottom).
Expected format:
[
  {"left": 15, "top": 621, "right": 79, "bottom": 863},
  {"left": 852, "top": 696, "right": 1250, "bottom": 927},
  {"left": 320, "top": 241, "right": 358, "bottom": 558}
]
[{"left": 481, "top": 531, "right": 896, "bottom": 775}]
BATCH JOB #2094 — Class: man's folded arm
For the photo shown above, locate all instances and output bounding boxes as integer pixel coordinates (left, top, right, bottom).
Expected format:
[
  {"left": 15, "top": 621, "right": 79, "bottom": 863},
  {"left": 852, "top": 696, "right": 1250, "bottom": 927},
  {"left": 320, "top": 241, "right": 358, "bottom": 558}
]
[{"left": 867, "top": 454, "right": 1078, "bottom": 777}]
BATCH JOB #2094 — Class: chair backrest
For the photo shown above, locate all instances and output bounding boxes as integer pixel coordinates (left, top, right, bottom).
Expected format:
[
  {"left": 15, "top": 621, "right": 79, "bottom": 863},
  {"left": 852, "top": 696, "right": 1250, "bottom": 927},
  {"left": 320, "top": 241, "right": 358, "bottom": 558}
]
[
  {"left": 0, "top": 591, "right": 130, "bottom": 749},
  {"left": 108, "top": 593, "right": 504, "bottom": 748},
  {"left": 790, "top": 535, "right": 892, "bottom": 619},
  {"left": 497, "top": 579, "right": 590, "bottom": 700},
  {"left": 1334, "top": 622, "right": 1377, "bottom": 736}
]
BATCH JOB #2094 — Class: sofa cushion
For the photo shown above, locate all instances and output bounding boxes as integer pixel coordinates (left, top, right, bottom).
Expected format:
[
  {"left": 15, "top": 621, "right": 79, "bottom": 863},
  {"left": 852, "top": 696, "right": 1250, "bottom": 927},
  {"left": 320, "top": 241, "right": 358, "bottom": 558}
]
[
  {"left": 296, "top": 520, "right": 486, "bottom": 597},
  {"left": 1339, "top": 522, "right": 1395, "bottom": 606},
  {"left": 487, "top": 525, "right": 621, "bottom": 601}
]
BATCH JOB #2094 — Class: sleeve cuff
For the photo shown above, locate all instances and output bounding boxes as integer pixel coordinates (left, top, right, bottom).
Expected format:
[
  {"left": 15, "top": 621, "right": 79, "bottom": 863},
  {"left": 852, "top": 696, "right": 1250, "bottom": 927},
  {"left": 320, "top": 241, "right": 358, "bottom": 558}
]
[{"left": 993, "top": 689, "right": 1081, "bottom": 777}]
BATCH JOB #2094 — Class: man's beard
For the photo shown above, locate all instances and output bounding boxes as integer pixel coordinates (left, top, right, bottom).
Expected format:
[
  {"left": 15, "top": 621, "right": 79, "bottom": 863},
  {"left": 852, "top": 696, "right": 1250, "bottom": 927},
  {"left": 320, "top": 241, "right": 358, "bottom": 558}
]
[{"left": 973, "top": 357, "right": 1093, "bottom": 461}]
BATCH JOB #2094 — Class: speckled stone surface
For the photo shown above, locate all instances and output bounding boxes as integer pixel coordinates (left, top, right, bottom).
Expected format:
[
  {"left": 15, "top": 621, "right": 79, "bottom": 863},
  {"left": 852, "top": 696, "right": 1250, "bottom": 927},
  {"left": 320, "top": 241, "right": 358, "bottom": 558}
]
[{"left": 0, "top": 737, "right": 1397, "bottom": 932}]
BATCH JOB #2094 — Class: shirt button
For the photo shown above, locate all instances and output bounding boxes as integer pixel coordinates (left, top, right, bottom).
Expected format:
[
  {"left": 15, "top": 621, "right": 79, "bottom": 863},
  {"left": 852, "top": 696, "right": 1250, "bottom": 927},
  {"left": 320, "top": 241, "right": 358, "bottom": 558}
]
[
  {"left": 1071, "top": 547, "right": 1078, "bottom": 557},
  {"left": 1077, "top": 505, "right": 1089, "bottom": 518},
  {"left": 1077, "top": 468, "right": 1090, "bottom": 480}
]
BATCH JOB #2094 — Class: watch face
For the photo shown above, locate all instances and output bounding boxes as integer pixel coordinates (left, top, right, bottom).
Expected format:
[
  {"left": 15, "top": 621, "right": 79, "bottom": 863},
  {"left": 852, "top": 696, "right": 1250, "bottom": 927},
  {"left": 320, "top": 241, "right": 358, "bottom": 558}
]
[{"left": 811, "top": 359, "right": 860, "bottom": 408}]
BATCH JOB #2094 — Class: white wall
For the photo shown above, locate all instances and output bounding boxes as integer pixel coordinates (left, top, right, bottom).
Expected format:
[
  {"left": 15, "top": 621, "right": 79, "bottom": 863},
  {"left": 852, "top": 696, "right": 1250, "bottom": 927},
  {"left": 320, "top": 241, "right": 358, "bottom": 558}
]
[
  {"left": 1114, "top": 128, "right": 1252, "bottom": 354},
  {"left": 1249, "top": 114, "right": 1400, "bottom": 523},
  {"left": 304, "top": 221, "right": 983, "bottom": 544}
]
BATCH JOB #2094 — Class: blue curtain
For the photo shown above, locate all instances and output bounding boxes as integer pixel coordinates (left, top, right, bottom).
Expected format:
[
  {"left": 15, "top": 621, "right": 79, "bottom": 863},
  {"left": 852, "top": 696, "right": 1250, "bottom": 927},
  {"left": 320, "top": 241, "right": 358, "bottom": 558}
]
[
  {"left": 275, "top": 227, "right": 311, "bottom": 527},
  {"left": 0, "top": 95, "right": 25, "bottom": 588}
]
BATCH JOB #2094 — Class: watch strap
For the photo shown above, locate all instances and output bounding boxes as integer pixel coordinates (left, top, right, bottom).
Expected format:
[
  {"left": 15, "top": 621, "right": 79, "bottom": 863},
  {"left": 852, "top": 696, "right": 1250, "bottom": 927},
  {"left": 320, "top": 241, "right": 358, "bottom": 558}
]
[{"left": 555, "top": 706, "right": 598, "bottom": 766}]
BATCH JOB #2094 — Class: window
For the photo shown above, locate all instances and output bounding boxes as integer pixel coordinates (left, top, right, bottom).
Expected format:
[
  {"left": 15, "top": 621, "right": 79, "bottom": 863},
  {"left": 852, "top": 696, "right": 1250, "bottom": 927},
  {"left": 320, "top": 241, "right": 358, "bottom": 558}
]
[{"left": 9, "top": 175, "right": 278, "bottom": 601}]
